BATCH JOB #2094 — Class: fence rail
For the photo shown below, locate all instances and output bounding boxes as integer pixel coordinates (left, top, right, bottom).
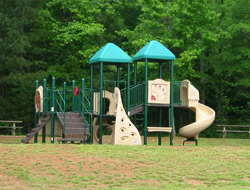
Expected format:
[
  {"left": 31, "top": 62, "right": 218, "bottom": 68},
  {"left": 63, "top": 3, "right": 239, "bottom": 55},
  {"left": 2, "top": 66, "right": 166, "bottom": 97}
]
[{"left": 0, "top": 120, "right": 23, "bottom": 136}]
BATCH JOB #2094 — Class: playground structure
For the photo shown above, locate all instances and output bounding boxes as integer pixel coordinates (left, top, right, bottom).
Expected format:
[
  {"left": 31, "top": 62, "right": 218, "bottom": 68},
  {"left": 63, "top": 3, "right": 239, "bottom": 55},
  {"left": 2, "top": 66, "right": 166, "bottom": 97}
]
[{"left": 22, "top": 40, "right": 215, "bottom": 145}]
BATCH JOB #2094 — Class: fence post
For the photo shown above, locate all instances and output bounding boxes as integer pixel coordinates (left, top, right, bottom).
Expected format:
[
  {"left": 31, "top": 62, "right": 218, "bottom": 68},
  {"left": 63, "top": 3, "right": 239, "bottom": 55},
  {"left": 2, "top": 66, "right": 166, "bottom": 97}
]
[{"left": 12, "top": 122, "right": 15, "bottom": 136}]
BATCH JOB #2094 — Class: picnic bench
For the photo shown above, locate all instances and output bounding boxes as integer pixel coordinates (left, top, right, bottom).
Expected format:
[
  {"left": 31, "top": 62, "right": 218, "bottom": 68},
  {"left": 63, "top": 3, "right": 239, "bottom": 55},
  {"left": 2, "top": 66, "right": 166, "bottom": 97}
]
[
  {"left": 217, "top": 125, "right": 250, "bottom": 139},
  {"left": 0, "top": 120, "right": 23, "bottom": 136}
]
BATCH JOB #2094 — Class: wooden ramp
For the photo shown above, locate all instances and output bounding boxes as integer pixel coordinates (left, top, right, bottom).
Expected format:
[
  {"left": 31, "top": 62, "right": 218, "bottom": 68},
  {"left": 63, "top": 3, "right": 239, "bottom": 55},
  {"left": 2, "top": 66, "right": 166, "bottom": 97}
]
[{"left": 21, "top": 116, "right": 50, "bottom": 143}]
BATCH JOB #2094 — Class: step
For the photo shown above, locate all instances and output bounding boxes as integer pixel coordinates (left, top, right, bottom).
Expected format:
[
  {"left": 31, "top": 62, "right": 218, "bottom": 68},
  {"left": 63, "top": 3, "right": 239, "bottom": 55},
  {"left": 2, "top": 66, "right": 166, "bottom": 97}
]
[
  {"left": 65, "top": 122, "right": 85, "bottom": 128},
  {"left": 65, "top": 134, "right": 89, "bottom": 138},
  {"left": 147, "top": 127, "right": 172, "bottom": 133},
  {"left": 58, "top": 138, "right": 88, "bottom": 143},
  {"left": 60, "top": 117, "right": 84, "bottom": 123},
  {"left": 57, "top": 112, "right": 81, "bottom": 118},
  {"left": 65, "top": 128, "right": 89, "bottom": 135}
]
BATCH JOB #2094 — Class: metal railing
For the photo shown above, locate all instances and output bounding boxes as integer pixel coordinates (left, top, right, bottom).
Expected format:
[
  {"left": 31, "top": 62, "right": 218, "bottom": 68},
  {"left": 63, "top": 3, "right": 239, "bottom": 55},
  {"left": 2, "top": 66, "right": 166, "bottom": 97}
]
[{"left": 129, "top": 83, "right": 144, "bottom": 109}]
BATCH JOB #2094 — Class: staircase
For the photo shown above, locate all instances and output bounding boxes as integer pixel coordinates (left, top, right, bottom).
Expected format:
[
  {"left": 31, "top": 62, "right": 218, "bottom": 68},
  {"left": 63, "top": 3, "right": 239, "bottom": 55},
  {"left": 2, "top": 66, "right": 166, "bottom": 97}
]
[
  {"left": 21, "top": 116, "right": 51, "bottom": 143},
  {"left": 57, "top": 112, "right": 90, "bottom": 143},
  {"left": 133, "top": 111, "right": 145, "bottom": 133}
]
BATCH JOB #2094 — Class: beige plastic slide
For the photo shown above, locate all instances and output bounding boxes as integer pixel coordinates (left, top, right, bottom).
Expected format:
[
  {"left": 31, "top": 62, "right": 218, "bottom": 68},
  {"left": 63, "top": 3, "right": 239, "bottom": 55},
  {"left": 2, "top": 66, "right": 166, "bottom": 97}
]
[{"left": 179, "top": 80, "right": 215, "bottom": 139}]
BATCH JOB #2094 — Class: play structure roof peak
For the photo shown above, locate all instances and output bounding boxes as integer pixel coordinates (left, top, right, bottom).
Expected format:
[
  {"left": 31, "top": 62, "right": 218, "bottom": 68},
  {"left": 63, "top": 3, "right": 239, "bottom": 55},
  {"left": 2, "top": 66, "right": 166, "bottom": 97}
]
[
  {"left": 89, "top": 43, "right": 132, "bottom": 64},
  {"left": 133, "top": 40, "right": 176, "bottom": 61}
]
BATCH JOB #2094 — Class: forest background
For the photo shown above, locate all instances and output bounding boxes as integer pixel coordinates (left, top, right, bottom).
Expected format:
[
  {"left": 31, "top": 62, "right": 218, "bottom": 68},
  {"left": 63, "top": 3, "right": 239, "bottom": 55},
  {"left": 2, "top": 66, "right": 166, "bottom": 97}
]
[{"left": 0, "top": 0, "right": 249, "bottom": 137}]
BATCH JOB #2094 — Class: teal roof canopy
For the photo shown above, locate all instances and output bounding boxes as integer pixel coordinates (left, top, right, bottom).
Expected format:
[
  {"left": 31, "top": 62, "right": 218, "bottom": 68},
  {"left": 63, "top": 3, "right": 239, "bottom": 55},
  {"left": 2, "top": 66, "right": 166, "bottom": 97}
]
[
  {"left": 133, "top": 40, "right": 176, "bottom": 61},
  {"left": 89, "top": 43, "right": 132, "bottom": 64}
]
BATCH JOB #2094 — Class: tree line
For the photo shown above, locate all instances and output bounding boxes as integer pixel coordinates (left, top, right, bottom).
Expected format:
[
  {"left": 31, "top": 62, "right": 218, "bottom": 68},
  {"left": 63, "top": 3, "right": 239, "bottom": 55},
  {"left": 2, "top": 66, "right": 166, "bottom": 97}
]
[{"left": 0, "top": 0, "right": 249, "bottom": 136}]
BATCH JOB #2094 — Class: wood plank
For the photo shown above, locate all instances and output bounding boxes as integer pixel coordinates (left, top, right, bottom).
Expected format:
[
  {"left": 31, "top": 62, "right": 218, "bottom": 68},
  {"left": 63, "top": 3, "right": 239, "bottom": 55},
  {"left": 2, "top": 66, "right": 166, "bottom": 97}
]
[
  {"left": 0, "top": 120, "right": 23, "bottom": 123},
  {"left": 217, "top": 130, "right": 249, "bottom": 132},
  {"left": 217, "top": 125, "right": 250, "bottom": 128},
  {"left": 147, "top": 127, "right": 172, "bottom": 132},
  {"left": 224, "top": 130, "right": 249, "bottom": 133}
]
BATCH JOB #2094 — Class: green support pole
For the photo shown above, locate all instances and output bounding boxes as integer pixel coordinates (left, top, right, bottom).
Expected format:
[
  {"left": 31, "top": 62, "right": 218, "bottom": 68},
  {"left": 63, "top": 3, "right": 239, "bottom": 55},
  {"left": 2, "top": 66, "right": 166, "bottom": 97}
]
[
  {"left": 34, "top": 80, "right": 39, "bottom": 143},
  {"left": 72, "top": 80, "right": 75, "bottom": 112},
  {"left": 99, "top": 62, "right": 103, "bottom": 144},
  {"left": 42, "top": 79, "right": 46, "bottom": 143},
  {"left": 81, "top": 79, "right": 85, "bottom": 113},
  {"left": 144, "top": 59, "right": 148, "bottom": 145},
  {"left": 63, "top": 82, "right": 66, "bottom": 138},
  {"left": 134, "top": 62, "right": 137, "bottom": 86},
  {"left": 51, "top": 77, "right": 55, "bottom": 143},
  {"left": 170, "top": 60, "right": 174, "bottom": 145},
  {"left": 127, "top": 63, "right": 131, "bottom": 115},
  {"left": 90, "top": 64, "right": 94, "bottom": 144},
  {"left": 159, "top": 62, "right": 163, "bottom": 145},
  {"left": 133, "top": 62, "right": 137, "bottom": 125},
  {"left": 81, "top": 78, "right": 86, "bottom": 143},
  {"left": 117, "top": 65, "right": 120, "bottom": 88}
]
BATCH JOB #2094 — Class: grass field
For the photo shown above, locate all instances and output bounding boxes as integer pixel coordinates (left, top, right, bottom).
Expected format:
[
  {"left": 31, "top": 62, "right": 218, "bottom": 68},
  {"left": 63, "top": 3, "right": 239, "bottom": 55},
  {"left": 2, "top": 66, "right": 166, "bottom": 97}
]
[{"left": 0, "top": 136, "right": 249, "bottom": 190}]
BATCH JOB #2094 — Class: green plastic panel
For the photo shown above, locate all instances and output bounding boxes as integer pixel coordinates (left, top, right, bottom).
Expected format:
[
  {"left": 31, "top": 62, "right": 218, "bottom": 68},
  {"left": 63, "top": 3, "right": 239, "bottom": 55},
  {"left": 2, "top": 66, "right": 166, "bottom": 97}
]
[
  {"left": 133, "top": 40, "right": 176, "bottom": 61},
  {"left": 89, "top": 43, "right": 132, "bottom": 64}
]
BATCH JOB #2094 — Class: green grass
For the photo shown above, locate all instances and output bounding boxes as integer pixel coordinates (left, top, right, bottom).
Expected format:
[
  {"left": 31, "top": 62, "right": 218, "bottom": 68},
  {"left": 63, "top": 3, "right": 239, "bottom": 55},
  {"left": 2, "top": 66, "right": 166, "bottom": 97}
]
[{"left": 0, "top": 137, "right": 249, "bottom": 190}]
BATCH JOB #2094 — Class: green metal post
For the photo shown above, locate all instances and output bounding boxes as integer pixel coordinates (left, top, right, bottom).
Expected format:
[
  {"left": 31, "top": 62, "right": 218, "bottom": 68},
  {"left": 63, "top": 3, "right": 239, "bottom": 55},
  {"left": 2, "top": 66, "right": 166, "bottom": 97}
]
[
  {"left": 42, "top": 79, "right": 46, "bottom": 143},
  {"left": 170, "top": 60, "right": 174, "bottom": 145},
  {"left": 134, "top": 62, "right": 137, "bottom": 86},
  {"left": 81, "top": 78, "right": 85, "bottom": 113},
  {"left": 72, "top": 80, "right": 75, "bottom": 112},
  {"left": 63, "top": 82, "right": 66, "bottom": 138},
  {"left": 51, "top": 77, "right": 55, "bottom": 143},
  {"left": 81, "top": 78, "right": 86, "bottom": 143},
  {"left": 34, "top": 80, "right": 39, "bottom": 143},
  {"left": 117, "top": 65, "right": 120, "bottom": 88},
  {"left": 133, "top": 62, "right": 137, "bottom": 125},
  {"left": 144, "top": 59, "right": 148, "bottom": 145},
  {"left": 90, "top": 64, "right": 94, "bottom": 144},
  {"left": 159, "top": 62, "right": 163, "bottom": 145},
  {"left": 127, "top": 63, "right": 131, "bottom": 115},
  {"left": 99, "top": 62, "right": 103, "bottom": 144}
]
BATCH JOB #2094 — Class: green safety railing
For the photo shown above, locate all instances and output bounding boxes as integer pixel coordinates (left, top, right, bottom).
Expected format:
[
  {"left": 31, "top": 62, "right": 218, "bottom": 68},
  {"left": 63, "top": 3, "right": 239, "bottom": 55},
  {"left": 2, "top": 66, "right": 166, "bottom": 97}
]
[{"left": 129, "top": 83, "right": 145, "bottom": 110}]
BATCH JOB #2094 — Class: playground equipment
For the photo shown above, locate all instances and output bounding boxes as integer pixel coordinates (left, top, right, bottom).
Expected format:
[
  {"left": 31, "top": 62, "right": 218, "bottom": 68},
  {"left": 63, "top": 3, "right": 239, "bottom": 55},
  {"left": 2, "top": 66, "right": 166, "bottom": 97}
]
[
  {"left": 22, "top": 40, "right": 215, "bottom": 145},
  {"left": 179, "top": 80, "right": 215, "bottom": 145}
]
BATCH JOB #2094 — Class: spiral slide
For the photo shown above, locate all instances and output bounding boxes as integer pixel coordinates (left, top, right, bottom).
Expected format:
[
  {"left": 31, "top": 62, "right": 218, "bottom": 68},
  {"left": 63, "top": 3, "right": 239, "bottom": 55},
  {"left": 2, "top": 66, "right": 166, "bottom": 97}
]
[{"left": 178, "top": 80, "right": 215, "bottom": 139}]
